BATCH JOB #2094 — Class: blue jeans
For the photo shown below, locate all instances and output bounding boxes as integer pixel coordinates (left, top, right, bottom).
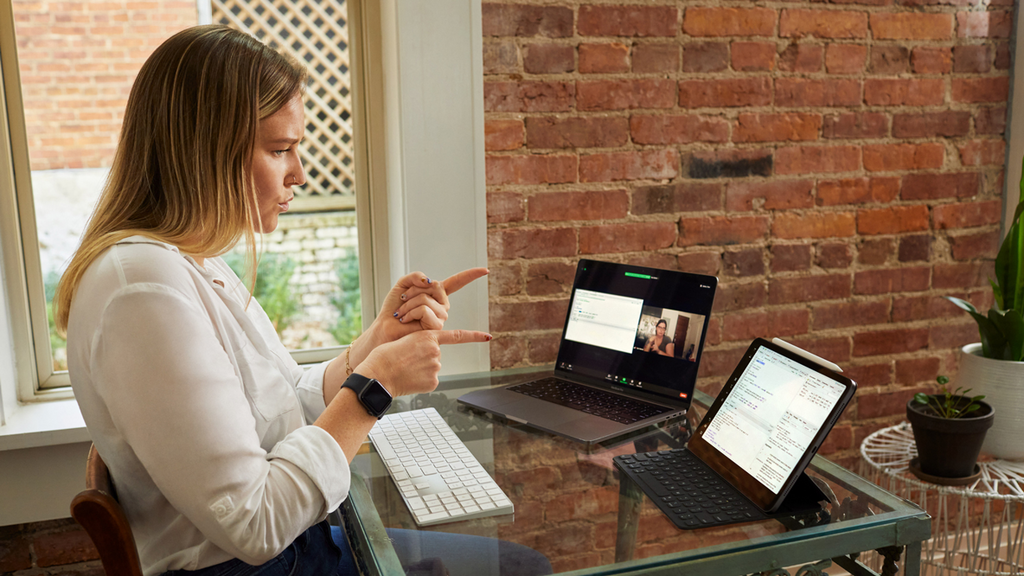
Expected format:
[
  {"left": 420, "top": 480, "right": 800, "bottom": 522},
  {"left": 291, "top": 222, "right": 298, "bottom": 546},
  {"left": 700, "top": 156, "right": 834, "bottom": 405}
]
[{"left": 163, "top": 520, "right": 552, "bottom": 576}]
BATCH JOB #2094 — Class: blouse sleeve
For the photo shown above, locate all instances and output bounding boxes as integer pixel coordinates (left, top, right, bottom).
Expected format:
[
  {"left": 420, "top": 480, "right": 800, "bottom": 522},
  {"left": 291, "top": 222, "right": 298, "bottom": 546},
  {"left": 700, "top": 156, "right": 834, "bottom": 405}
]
[{"left": 90, "top": 283, "right": 349, "bottom": 565}]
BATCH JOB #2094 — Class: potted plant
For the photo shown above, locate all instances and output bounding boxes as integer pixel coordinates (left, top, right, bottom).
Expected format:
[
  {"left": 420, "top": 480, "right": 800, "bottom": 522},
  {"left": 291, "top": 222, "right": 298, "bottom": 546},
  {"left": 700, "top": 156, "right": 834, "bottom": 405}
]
[
  {"left": 946, "top": 176, "right": 1024, "bottom": 461},
  {"left": 906, "top": 377, "right": 994, "bottom": 484}
]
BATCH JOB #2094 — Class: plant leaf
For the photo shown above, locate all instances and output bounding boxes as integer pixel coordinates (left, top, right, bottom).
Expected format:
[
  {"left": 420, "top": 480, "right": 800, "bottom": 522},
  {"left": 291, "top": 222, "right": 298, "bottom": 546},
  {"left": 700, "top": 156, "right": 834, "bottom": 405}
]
[
  {"left": 913, "top": 393, "right": 931, "bottom": 404},
  {"left": 989, "top": 308, "right": 1024, "bottom": 361}
]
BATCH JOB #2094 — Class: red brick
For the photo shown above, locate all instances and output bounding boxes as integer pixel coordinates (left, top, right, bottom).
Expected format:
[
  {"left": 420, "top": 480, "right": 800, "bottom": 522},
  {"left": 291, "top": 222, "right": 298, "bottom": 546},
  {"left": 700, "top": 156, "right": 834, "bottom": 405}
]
[
  {"left": 633, "top": 43, "right": 680, "bottom": 73},
  {"left": 633, "top": 182, "right": 722, "bottom": 215},
  {"left": 488, "top": 227, "right": 577, "bottom": 260},
  {"left": 898, "top": 235, "right": 932, "bottom": 262},
  {"left": 773, "top": 211, "right": 857, "bottom": 239},
  {"left": 931, "top": 321, "right": 982, "bottom": 350},
  {"left": 817, "top": 243, "right": 855, "bottom": 269},
  {"left": 771, "top": 244, "right": 812, "bottom": 272},
  {"left": 858, "top": 388, "right": 927, "bottom": 418},
  {"left": 893, "top": 111, "right": 970, "bottom": 139},
  {"left": 526, "top": 117, "right": 629, "bottom": 149},
  {"left": 489, "top": 261, "right": 524, "bottom": 296},
  {"left": 33, "top": 529, "right": 100, "bottom": 567},
  {"left": 776, "top": 78, "right": 861, "bottom": 107},
  {"left": 933, "top": 262, "right": 995, "bottom": 289},
  {"left": 523, "top": 43, "right": 574, "bottom": 74},
  {"left": 677, "top": 252, "right": 722, "bottom": 276},
  {"left": 844, "top": 363, "right": 894, "bottom": 389},
  {"left": 975, "top": 106, "right": 1006, "bottom": 135},
  {"left": 529, "top": 333, "right": 561, "bottom": 363},
  {"left": 579, "top": 149, "right": 679, "bottom": 182},
  {"left": 630, "top": 114, "right": 729, "bottom": 145},
  {"left": 822, "top": 112, "right": 888, "bottom": 139},
  {"left": 678, "top": 215, "right": 770, "bottom": 247},
  {"left": 996, "top": 44, "right": 1012, "bottom": 69},
  {"left": 723, "top": 309, "right": 809, "bottom": 341},
  {"left": 683, "top": 7, "right": 776, "bottom": 37},
  {"left": 578, "top": 5, "right": 679, "bottom": 37},
  {"left": 933, "top": 200, "right": 1001, "bottom": 229},
  {"left": 870, "top": 46, "right": 910, "bottom": 74},
  {"left": 950, "top": 230, "right": 1000, "bottom": 260},
  {"left": 490, "top": 299, "right": 570, "bottom": 332},
  {"left": 731, "top": 42, "right": 775, "bottom": 71},
  {"left": 859, "top": 238, "right": 895, "bottom": 265},
  {"left": 683, "top": 42, "right": 730, "bottom": 73},
  {"left": 723, "top": 248, "right": 766, "bottom": 277},
  {"left": 775, "top": 145, "right": 860, "bottom": 175},
  {"left": 713, "top": 281, "right": 768, "bottom": 311},
  {"left": 854, "top": 328, "right": 930, "bottom": 358},
  {"left": 863, "top": 143, "right": 944, "bottom": 172},
  {"left": 577, "top": 79, "right": 676, "bottom": 111},
  {"left": 784, "top": 336, "right": 852, "bottom": 363},
  {"left": 485, "top": 81, "right": 575, "bottom": 112},
  {"left": 857, "top": 205, "right": 930, "bottom": 234},
  {"left": 854, "top": 267, "right": 930, "bottom": 295},
  {"left": 699, "top": 345, "right": 753, "bottom": 377},
  {"left": 957, "top": 11, "right": 1012, "bottom": 38},
  {"left": 820, "top": 425, "right": 854, "bottom": 455},
  {"left": 0, "top": 532, "right": 31, "bottom": 572},
  {"left": 726, "top": 179, "right": 814, "bottom": 212},
  {"left": 826, "top": 44, "right": 867, "bottom": 74},
  {"left": 959, "top": 139, "right": 1006, "bottom": 166},
  {"left": 529, "top": 190, "right": 628, "bottom": 222},
  {"left": 629, "top": 253, "right": 682, "bottom": 272},
  {"left": 901, "top": 172, "right": 979, "bottom": 201},
  {"left": 812, "top": 300, "right": 890, "bottom": 330},
  {"left": 679, "top": 77, "right": 772, "bottom": 108},
  {"left": 895, "top": 357, "right": 941, "bottom": 386},
  {"left": 486, "top": 154, "right": 577, "bottom": 186},
  {"left": 817, "top": 177, "right": 899, "bottom": 206},
  {"left": 487, "top": 191, "right": 524, "bottom": 224},
  {"left": 689, "top": 149, "right": 773, "bottom": 179},
  {"left": 952, "top": 77, "right": 1010, "bottom": 103},
  {"left": 526, "top": 261, "right": 577, "bottom": 296},
  {"left": 864, "top": 79, "right": 944, "bottom": 106},
  {"left": 579, "top": 222, "right": 678, "bottom": 254},
  {"left": 734, "top": 113, "right": 821, "bottom": 143},
  {"left": 486, "top": 119, "right": 524, "bottom": 151},
  {"left": 953, "top": 45, "right": 991, "bottom": 73},
  {"left": 483, "top": 40, "right": 519, "bottom": 74},
  {"left": 870, "top": 13, "right": 954, "bottom": 40},
  {"left": 482, "top": 4, "right": 574, "bottom": 38},
  {"left": 911, "top": 47, "right": 952, "bottom": 73},
  {"left": 769, "top": 274, "right": 852, "bottom": 304},
  {"left": 780, "top": 9, "right": 869, "bottom": 38},
  {"left": 578, "top": 43, "right": 629, "bottom": 74},
  {"left": 778, "top": 44, "right": 823, "bottom": 73}
]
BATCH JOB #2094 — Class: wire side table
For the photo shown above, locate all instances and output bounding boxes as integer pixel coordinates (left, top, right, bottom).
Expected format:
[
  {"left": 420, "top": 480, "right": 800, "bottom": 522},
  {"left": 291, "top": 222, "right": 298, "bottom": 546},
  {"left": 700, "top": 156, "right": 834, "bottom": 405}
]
[{"left": 860, "top": 423, "right": 1024, "bottom": 575}]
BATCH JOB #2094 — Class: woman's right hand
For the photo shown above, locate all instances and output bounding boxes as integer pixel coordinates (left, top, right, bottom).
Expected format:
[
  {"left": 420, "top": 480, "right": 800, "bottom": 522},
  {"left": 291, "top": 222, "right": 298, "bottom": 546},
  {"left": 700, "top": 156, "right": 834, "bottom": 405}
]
[{"left": 355, "top": 329, "right": 492, "bottom": 397}]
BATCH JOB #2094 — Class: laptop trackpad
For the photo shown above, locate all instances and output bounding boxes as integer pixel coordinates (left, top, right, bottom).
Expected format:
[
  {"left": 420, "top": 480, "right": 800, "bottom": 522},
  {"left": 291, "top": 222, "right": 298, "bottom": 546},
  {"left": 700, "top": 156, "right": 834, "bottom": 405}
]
[{"left": 502, "top": 398, "right": 623, "bottom": 440}]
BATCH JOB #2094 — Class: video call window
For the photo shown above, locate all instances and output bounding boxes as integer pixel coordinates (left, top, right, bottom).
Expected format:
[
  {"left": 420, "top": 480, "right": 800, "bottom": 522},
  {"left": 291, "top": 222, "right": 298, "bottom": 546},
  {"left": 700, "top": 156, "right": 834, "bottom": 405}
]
[{"left": 635, "top": 306, "right": 706, "bottom": 362}]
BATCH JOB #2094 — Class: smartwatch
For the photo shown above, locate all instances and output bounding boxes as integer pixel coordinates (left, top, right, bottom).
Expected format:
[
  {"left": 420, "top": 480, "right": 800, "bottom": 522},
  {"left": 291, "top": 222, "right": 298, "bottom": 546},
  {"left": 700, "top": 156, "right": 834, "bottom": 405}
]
[{"left": 342, "top": 373, "right": 392, "bottom": 419}]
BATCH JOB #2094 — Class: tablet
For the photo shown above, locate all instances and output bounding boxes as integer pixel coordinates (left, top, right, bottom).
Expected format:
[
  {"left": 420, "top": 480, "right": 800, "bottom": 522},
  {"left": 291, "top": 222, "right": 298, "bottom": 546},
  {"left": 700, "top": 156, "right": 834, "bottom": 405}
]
[{"left": 687, "top": 338, "right": 857, "bottom": 513}]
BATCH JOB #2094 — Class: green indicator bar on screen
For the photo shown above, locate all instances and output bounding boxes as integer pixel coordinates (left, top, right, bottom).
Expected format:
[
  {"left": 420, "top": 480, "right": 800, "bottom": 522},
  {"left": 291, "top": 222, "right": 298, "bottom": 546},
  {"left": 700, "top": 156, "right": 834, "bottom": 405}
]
[{"left": 625, "top": 272, "right": 651, "bottom": 279}]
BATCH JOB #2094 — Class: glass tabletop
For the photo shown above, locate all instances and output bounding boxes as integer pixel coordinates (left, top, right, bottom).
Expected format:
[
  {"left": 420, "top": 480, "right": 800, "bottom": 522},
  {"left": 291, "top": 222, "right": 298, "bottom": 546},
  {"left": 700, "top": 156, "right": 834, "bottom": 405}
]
[{"left": 344, "top": 367, "right": 930, "bottom": 576}]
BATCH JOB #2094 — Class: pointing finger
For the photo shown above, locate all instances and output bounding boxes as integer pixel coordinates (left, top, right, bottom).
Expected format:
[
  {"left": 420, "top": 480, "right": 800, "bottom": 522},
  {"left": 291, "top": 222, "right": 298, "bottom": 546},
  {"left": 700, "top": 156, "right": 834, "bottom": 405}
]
[
  {"left": 440, "top": 267, "right": 489, "bottom": 296},
  {"left": 433, "top": 329, "right": 493, "bottom": 345}
]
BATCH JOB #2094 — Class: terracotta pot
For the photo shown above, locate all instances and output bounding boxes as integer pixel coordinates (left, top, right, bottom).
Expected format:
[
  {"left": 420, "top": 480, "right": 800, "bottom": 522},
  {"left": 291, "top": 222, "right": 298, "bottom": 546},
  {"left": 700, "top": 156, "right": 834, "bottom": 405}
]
[
  {"left": 906, "top": 396, "right": 993, "bottom": 479},
  {"left": 957, "top": 343, "right": 1024, "bottom": 460}
]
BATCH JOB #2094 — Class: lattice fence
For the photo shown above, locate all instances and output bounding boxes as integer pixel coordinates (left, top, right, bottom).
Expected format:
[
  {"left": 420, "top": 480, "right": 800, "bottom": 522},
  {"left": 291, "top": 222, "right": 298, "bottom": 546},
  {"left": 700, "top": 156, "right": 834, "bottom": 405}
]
[{"left": 213, "top": 0, "right": 356, "bottom": 212}]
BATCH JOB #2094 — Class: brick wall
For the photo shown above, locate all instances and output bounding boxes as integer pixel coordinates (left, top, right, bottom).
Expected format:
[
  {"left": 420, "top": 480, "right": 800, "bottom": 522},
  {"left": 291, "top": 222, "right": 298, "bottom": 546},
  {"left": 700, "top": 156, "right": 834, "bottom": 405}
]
[
  {"left": 13, "top": 0, "right": 197, "bottom": 170},
  {"left": 483, "top": 0, "right": 1010, "bottom": 470},
  {"left": 0, "top": 520, "right": 101, "bottom": 575}
]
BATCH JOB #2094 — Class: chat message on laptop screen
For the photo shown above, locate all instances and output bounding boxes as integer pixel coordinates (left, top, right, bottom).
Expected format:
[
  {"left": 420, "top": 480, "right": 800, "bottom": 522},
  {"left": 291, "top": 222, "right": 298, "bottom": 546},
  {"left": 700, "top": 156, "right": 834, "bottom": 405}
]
[
  {"left": 702, "top": 346, "right": 847, "bottom": 494},
  {"left": 556, "top": 260, "right": 717, "bottom": 403}
]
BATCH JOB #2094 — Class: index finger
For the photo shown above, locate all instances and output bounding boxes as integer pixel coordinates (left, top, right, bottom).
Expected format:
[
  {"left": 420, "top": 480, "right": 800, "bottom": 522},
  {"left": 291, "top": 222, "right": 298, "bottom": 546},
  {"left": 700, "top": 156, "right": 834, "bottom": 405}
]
[
  {"left": 433, "top": 329, "right": 493, "bottom": 345},
  {"left": 440, "top": 267, "right": 489, "bottom": 296}
]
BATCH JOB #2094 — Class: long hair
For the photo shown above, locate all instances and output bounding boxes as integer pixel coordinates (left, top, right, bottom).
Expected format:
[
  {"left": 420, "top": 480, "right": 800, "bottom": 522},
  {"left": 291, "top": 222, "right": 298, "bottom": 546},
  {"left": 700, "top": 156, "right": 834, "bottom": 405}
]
[{"left": 54, "top": 25, "right": 306, "bottom": 334}]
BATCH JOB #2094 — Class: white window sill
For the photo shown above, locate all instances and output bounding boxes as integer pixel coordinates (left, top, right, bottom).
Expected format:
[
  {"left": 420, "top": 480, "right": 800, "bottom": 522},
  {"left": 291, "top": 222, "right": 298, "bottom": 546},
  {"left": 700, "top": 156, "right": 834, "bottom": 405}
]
[{"left": 0, "top": 397, "right": 89, "bottom": 452}]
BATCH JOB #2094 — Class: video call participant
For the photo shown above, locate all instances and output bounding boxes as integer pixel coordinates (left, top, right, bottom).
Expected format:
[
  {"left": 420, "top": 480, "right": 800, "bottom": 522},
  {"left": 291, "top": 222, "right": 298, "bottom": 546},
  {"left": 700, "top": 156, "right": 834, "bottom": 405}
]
[
  {"left": 643, "top": 319, "right": 675, "bottom": 357},
  {"left": 55, "top": 25, "right": 550, "bottom": 576}
]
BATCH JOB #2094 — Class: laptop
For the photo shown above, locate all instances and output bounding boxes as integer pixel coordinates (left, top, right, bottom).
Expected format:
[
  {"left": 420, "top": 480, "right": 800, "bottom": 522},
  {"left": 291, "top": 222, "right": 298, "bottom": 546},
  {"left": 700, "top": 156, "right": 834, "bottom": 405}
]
[
  {"left": 459, "top": 259, "right": 717, "bottom": 444},
  {"left": 614, "top": 337, "right": 857, "bottom": 529}
]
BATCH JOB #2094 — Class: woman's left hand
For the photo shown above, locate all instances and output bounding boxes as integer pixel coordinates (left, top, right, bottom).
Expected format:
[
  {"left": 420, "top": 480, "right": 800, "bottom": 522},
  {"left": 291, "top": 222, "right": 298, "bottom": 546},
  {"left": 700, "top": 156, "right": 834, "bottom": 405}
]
[{"left": 371, "top": 267, "right": 488, "bottom": 343}]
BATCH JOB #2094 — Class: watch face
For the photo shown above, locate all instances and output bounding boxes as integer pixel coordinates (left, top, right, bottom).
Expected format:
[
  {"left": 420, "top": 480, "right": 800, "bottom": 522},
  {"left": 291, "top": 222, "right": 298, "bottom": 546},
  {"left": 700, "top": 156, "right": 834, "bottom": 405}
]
[{"left": 360, "top": 380, "right": 392, "bottom": 416}]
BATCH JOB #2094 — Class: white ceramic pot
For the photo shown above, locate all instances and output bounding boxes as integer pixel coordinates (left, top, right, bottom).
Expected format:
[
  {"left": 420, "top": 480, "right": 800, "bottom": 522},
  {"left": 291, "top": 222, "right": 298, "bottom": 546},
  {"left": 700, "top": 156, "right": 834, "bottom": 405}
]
[{"left": 956, "top": 343, "right": 1024, "bottom": 461}]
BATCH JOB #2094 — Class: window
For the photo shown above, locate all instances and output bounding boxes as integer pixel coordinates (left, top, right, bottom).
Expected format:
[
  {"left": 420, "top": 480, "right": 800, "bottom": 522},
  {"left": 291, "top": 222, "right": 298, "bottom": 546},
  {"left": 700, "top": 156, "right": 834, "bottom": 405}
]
[{"left": 1, "top": 0, "right": 370, "bottom": 395}]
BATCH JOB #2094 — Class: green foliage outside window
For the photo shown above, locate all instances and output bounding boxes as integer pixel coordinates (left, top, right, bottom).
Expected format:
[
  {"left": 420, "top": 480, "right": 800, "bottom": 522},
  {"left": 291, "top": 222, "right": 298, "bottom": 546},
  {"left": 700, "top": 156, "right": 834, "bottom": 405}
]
[
  {"left": 330, "top": 249, "right": 362, "bottom": 345},
  {"left": 223, "top": 252, "right": 301, "bottom": 335}
]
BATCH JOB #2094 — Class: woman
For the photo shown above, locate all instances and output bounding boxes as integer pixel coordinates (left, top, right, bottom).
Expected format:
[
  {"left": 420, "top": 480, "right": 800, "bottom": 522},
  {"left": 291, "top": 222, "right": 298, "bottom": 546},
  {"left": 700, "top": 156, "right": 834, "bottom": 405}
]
[
  {"left": 54, "top": 26, "right": 533, "bottom": 575},
  {"left": 643, "top": 319, "right": 675, "bottom": 357}
]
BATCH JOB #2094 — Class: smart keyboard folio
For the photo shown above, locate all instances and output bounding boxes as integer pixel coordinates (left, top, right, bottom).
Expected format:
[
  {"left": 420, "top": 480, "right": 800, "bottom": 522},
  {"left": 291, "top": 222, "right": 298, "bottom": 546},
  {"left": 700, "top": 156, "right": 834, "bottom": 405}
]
[
  {"left": 458, "top": 259, "right": 718, "bottom": 444},
  {"left": 614, "top": 338, "right": 857, "bottom": 530}
]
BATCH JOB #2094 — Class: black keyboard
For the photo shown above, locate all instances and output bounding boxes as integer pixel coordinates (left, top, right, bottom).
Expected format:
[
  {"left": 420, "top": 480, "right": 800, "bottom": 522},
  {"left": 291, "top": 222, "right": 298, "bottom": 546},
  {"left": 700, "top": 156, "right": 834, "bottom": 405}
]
[
  {"left": 614, "top": 449, "right": 767, "bottom": 529},
  {"left": 507, "top": 378, "right": 670, "bottom": 424}
]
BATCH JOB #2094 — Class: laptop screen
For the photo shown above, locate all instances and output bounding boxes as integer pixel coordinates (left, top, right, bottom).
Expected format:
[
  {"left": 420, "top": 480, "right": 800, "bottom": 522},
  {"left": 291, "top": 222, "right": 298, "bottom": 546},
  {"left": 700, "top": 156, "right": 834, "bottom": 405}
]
[{"left": 555, "top": 260, "right": 717, "bottom": 405}]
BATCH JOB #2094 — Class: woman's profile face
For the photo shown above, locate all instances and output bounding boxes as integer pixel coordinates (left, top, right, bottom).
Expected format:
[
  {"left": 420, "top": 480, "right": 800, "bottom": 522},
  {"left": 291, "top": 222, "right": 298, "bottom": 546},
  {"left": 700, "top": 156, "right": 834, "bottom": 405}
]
[{"left": 252, "top": 93, "right": 306, "bottom": 233}]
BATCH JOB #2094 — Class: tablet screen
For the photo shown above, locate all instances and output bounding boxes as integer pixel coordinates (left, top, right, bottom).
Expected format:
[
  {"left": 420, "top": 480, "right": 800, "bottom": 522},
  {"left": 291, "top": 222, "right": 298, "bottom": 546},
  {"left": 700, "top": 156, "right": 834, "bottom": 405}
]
[
  {"left": 702, "top": 346, "right": 848, "bottom": 494},
  {"left": 688, "top": 338, "right": 856, "bottom": 512}
]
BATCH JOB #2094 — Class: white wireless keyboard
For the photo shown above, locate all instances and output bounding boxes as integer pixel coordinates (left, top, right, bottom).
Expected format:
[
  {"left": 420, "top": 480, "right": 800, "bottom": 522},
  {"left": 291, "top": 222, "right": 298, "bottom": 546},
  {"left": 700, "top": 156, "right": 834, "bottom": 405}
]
[{"left": 368, "top": 408, "right": 514, "bottom": 526}]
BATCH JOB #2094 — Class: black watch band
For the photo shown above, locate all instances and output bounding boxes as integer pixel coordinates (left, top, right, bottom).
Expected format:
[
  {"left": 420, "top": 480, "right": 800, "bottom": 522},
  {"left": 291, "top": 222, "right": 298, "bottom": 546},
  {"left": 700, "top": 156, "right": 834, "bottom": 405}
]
[{"left": 342, "top": 373, "right": 392, "bottom": 419}]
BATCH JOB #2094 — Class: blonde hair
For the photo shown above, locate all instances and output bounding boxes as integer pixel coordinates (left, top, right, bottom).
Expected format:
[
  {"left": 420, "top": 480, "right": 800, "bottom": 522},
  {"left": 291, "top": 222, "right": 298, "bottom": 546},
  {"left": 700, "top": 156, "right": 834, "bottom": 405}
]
[{"left": 55, "top": 25, "right": 306, "bottom": 334}]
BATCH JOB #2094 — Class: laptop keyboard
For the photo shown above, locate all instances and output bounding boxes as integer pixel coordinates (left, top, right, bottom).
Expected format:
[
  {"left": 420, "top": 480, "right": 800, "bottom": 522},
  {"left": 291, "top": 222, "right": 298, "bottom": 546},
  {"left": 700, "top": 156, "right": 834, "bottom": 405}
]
[
  {"left": 507, "top": 377, "right": 671, "bottom": 424},
  {"left": 614, "top": 449, "right": 767, "bottom": 529}
]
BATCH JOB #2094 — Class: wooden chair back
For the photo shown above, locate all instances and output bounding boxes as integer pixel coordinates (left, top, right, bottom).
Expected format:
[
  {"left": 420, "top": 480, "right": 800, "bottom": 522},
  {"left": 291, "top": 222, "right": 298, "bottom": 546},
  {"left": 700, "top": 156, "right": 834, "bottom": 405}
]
[{"left": 70, "top": 444, "right": 144, "bottom": 576}]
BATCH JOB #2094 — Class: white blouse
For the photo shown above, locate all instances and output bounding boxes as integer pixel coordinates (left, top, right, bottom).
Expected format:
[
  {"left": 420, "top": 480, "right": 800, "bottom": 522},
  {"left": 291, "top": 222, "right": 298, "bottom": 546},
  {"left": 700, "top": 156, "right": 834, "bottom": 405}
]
[{"left": 66, "top": 237, "right": 350, "bottom": 574}]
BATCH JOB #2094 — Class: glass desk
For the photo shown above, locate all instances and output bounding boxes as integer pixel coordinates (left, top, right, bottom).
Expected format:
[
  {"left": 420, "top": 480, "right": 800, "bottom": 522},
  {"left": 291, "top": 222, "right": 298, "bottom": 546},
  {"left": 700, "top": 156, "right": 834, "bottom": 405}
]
[{"left": 342, "top": 368, "right": 931, "bottom": 576}]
